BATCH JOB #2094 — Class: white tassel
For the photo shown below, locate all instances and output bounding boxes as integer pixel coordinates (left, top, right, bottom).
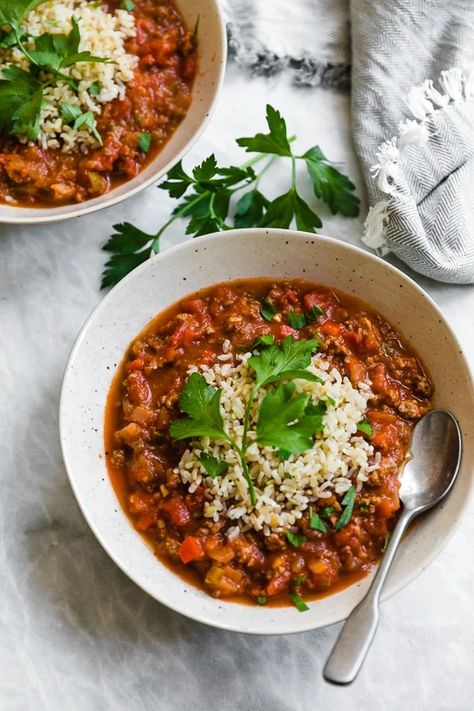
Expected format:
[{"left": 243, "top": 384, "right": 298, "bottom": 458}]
[
  {"left": 463, "top": 67, "right": 474, "bottom": 99},
  {"left": 398, "top": 119, "right": 430, "bottom": 148},
  {"left": 362, "top": 200, "right": 390, "bottom": 250},
  {"left": 439, "top": 68, "right": 464, "bottom": 101},
  {"left": 370, "top": 138, "right": 401, "bottom": 194},
  {"left": 405, "top": 86, "right": 434, "bottom": 120},
  {"left": 422, "top": 79, "right": 450, "bottom": 108}
]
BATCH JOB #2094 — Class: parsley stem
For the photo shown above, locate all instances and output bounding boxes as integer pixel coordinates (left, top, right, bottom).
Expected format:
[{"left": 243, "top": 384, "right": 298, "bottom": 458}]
[
  {"left": 291, "top": 155, "right": 297, "bottom": 190},
  {"left": 232, "top": 441, "right": 257, "bottom": 506}
]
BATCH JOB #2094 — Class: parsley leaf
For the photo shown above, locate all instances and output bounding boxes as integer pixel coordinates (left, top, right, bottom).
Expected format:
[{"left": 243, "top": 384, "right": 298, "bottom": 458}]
[
  {"left": 138, "top": 131, "right": 151, "bottom": 153},
  {"left": 73, "top": 110, "right": 102, "bottom": 144},
  {"left": 28, "top": 18, "right": 111, "bottom": 73},
  {"left": 0, "top": 1, "right": 49, "bottom": 32},
  {"left": 260, "top": 299, "right": 277, "bottom": 322},
  {"left": 320, "top": 506, "right": 335, "bottom": 518},
  {"left": 286, "top": 531, "right": 307, "bottom": 548},
  {"left": 121, "top": 0, "right": 135, "bottom": 10},
  {"left": 234, "top": 189, "right": 269, "bottom": 228},
  {"left": 335, "top": 485, "right": 356, "bottom": 530},
  {"left": 169, "top": 373, "right": 230, "bottom": 442},
  {"left": 89, "top": 80, "right": 100, "bottom": 96},
  {"left": 306, "top": 304, "right": 324, "bottom": 321},
  {"left": 260, "top": 188, "right": 322, "bottom": 232},
  {"left": 248, "top": 336, "right": 320, "bottom": 388},
  {"left": 256, "top": 383, "right": 325, "bottom": 455},
  {"left": 357, "top": 420, "right": 373, "bottom": 436},
  {"left": 237, "top": 105, "right": 292, "bottom": 157},
  {"left": 253, "top": 334, "right": 275, "bottom": 349},
  {"left": 0, "top": 66, "right": 43, "bottom": 141},
  {"left": 170, "top": 373, "right": 256, "bottom": 505},
  {"left": 302, "top": 146, "right": 360, "bottom": 217},
  {"left": 309, "top": 510, "right": 328, "bottom": 533},
  {"left": 288, "top": 310, "right": 306, "bottom": 330},
  {"left": 288, "top": 592, "right": 309, "bottom": 612},
  {"left": 199, "top": 453, "right": 229, "bottom": 479},
  {"left": 60, "top": 101, "right": 82, "bottom": 124}
]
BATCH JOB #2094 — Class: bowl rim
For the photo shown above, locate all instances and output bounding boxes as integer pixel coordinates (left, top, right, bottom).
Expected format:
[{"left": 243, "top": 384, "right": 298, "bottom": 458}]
[
  {"left": 0, "top": 0, "right": 227, "bottom": 225},
  {"left": 59, "top": 229, "right": 474, "bottom": 634}
]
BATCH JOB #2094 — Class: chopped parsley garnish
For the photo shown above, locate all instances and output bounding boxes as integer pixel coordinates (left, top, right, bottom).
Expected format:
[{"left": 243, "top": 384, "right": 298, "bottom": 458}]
[
  {"left": 60, "top": 102, "right": 82, "bottom": 124},
  {"left": 89, "top": 80, "right": 100, "bottom": 96},
  {"left": 288, "top": 310, "right": 306, "bottom": 330},
  {"left": 121, "top": 0, "right": 135, "bottom": 10},
  {"left": 309, "top": 506, "right": 328, "bottom": 533},
  {"left": 256, "top": 595, "right": 267, "bottom": 606},
  {"left": 260, "top": 299, "right": 277, "bottom": 321},
  {"left": 306, "top": 304, "right": 324, "bottom": 320},
  {"left": 321, "top": 506, "right": 335, "bottom": 518},
  {"left": 357, "top": 420, "right": 373, "bottom": 436},
  {"left": 199, "top": 453, "right": 229, "bottom": 479},
  {"left": 101, "top": 104, "right": 360, "bottom": 288},
  {"left": 325, "top": 396, "right": 336, "bottom": 407},
  {"left": 288, "top": 592, "right": 309, "bottom": 612},
  {"left": 73, "top": 111, "right": 102, "bottom": 144},
  {"left": 138, "top": 131, "right": 152, "bottom": 153},
  {"left": 335, "top": 485, "right": 356, "bottom": 530},
  {"left": 286, "top": 531, "right": 307, "bottom": 548}
]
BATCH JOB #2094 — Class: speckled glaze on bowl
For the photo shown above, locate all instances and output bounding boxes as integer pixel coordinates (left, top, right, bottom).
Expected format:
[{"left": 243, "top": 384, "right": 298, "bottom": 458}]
[
  {"left": 60, "top": 229, "right": 474, "bottom": 634},
  {"left": 0, "top": 0, "right": 226, "bottom": 225}
]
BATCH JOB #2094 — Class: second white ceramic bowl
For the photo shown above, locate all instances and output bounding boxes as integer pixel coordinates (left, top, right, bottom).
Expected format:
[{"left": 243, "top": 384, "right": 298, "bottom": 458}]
[
  {"left": 0, "top": 0, "right": 226, "bottom": 224},
  {"left": 60, "top": 229, "right": 474, "bottom": 634}
]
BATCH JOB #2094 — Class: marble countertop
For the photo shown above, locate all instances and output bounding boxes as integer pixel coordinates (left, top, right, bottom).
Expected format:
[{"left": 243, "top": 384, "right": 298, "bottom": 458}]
[{"left": 1, "top": 63, "right": 473, "bottom": 711}]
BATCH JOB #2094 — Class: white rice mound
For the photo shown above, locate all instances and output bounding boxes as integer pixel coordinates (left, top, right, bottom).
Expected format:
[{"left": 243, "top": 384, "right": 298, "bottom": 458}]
[
  {"left": 0, "top": 0, "right": 138, "bottom": 151},
  {"left": 175, "top": 343, "right": 381, "bottom": 538}
]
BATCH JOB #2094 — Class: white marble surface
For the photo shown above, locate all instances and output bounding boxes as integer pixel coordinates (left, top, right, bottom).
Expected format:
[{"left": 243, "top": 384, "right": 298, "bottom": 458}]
[{"left": 1, "top": 63, "right": 473, "bottom": 711}]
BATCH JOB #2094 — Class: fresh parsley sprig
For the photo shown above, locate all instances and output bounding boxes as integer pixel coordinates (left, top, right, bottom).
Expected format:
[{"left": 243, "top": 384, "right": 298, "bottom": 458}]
[
  {"left": 0, "top": 1, "right": 110, "bottom": 141},
  {"left": 169, "top": 337, "right": 327, "bottom": 508},
  {"left": 101, "top": 105, "right": 360, "bottom": 288}
]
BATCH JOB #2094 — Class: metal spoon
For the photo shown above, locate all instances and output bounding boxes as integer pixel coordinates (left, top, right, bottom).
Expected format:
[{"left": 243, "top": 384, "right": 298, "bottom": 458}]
[{"left": 324, "top": 409, "right": 462, "bottom": 685}]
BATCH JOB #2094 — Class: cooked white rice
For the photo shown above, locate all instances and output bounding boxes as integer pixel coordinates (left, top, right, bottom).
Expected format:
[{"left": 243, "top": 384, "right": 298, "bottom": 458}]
[
  {"left": 0, "top": 0, "right": 137, "bottom": 151},
  {"left": 175, "top": 346, "right": 381, "bottom": 537}
]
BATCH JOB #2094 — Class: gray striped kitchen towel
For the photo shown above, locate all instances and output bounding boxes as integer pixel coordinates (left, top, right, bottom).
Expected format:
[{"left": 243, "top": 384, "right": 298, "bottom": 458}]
[{"left": 222, "top": 0, "right": 474, "bottom": 284}]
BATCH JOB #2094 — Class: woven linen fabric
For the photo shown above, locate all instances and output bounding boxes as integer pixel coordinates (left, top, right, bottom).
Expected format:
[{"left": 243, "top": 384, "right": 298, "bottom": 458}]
[{"left": 222, "top": 0, "right": 474, "bottom": 283}]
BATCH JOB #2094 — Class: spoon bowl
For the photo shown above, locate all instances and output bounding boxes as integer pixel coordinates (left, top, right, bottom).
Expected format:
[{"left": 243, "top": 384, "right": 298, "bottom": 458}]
[{"left": 400, "top": 409, "right": 462, "bottom": 513}]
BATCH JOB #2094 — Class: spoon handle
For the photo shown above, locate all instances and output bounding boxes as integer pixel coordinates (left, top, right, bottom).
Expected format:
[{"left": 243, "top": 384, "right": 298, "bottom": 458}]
[{"left": 324, "top": 507, "right": 413, "bottom": 685}]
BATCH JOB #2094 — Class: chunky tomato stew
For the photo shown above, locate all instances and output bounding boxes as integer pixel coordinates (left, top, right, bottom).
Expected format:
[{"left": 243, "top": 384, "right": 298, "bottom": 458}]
[
  {"left": 0, "top": 0, "right": 196, "bottom": 206},
  {"left": 105, "top": 279, "right": 433, "bottom": 608}
]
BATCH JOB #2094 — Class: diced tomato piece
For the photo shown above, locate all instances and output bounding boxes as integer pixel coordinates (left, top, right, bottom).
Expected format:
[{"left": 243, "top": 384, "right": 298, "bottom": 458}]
[
  {"left": 370, "top": 363, "right": 388, "bottom": 393},
  {"left": 266, "top": 570, "right": 291, "bottom": 596},
  {"left": 179, "top": 536, "right": 205, "bottom": 564},
  {"left": 343, "top": 331, "right": 363, "bottom": 348},
  {"left": 367, "top": 410, "right": 399, "bottom": 449},
  {"left": 136, "top": 514, "right": 156, "bottom": 531},
  {"left": 346, "top": 355, "right": 367, "bottom": 385},
  {"left": 182, "top": 54, "right": 196, "bottom": 80},
  {"left": 126, "top": 371, "right": 151, "bottom": 404},
  {"left": 169, "top": 320, "right": 203, "bottom": 347},
  {"left": 319, "top": 321, "right": 343, "bottom": 337},
  {"left": 185, "top": 486, "right": 206, "bottom": 514},
  {"left": 162, "top": 497, "right": 191, "bottom": 527},
  {"left": 376, "top": 497, "right": 398, "bottom": 518},
  {"left": 126, "top": 358, "right": 145, "bottom": 372}
]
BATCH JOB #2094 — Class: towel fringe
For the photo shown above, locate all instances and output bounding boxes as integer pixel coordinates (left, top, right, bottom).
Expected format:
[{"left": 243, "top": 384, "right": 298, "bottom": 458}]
[{"left": 362, "top": 65, "right": 473, "bottom": 252}]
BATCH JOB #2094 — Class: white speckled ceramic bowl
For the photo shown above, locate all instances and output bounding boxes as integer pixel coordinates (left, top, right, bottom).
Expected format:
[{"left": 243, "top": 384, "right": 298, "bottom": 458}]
[
  {"left": 60, "top": 229, "right": 474, "bottom": 634},
  {"left": 0, "top": 0, "right": 226, "bottom": 225}
]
